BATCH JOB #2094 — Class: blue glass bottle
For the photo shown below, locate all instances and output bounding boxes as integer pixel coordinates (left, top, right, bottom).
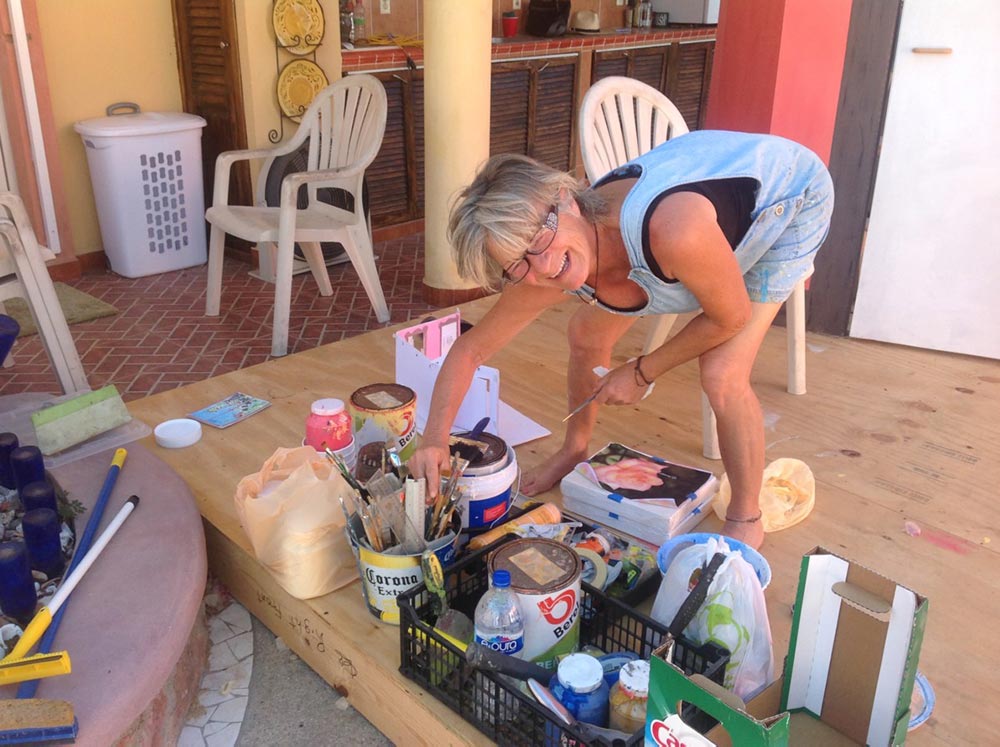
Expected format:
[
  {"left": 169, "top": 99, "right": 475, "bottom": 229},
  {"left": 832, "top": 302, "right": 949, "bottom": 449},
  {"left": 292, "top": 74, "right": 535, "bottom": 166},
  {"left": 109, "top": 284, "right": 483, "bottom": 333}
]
[
  {"left": 19, "top": 480, "right": 57, "bottom": 514},
  {"left": 22, "top": 508, "right": 65, "bottom": 580},
  {"left": 10, "top": 446, "right": 45, "bottom": 494},
  {"left": 0, "top": 432, "right": 18, "bottom": 489},
  {"left": 0, "top": 541, "right": 38, "bottom": 623}
]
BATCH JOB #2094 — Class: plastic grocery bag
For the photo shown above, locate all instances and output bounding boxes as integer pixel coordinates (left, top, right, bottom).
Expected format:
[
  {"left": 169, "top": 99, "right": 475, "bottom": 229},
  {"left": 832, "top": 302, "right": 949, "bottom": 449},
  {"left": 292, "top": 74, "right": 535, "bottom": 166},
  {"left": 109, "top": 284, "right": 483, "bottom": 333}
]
[
  {"left": 713, "top": 458, "right": 815, "bottom": 532},
  {"left": 651, "top": 537, "right": 773, "bottom": 699},
  {"left": 235, "top": 446, "right": 358, "bottom": 599}
]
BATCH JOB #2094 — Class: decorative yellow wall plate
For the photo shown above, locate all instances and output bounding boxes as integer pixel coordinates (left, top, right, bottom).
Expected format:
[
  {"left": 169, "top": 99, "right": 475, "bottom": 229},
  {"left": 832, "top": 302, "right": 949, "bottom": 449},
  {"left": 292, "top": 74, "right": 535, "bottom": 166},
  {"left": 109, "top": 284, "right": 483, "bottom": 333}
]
[
  {"left": 277, "top": 60, "right": 329, "bottom": 121},
  {"left": 273, "top": 0, "right": 325, "bottom": 56}
]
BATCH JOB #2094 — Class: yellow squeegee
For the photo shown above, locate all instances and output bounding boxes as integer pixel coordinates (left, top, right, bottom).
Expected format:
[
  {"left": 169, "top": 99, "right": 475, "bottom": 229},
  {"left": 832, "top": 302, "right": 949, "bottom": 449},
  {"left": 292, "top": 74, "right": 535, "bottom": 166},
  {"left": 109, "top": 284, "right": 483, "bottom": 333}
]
[{"left": 0, "top": 496, "right": 140, "bottom": 686}]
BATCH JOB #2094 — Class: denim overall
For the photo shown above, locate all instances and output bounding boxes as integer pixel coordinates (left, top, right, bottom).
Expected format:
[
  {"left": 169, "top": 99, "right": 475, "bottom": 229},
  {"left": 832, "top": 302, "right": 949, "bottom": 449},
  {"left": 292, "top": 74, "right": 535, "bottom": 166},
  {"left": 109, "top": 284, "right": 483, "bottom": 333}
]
[{"left": 580, "top": 130, "right": 835, "bottom": 314}]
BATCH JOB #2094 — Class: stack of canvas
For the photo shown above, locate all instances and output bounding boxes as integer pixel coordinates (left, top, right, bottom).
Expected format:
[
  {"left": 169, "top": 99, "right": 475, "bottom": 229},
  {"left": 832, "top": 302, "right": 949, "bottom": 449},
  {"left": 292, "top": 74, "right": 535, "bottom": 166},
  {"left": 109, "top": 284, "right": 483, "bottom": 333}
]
[{"left": 559, "top": 442, "right": 718, "bottom": 547}]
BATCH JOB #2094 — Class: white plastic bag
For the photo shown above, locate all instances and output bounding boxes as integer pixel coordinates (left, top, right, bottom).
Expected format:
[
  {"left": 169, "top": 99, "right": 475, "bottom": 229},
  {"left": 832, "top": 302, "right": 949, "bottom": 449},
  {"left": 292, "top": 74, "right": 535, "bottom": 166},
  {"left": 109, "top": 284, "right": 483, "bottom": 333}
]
[
  {"left": 651, "top": 537, "right": 773, "bottom": 699},
  {"left": 235, "top": 446, "right": 358, "bottom": 599}
]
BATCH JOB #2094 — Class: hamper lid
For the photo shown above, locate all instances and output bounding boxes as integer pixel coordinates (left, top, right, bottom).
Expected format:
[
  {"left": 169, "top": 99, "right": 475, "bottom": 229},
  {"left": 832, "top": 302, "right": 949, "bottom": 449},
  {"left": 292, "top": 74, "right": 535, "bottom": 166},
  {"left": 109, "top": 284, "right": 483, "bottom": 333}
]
[{"left": 74, "top": 112, "right": 207, "bottom": 138}]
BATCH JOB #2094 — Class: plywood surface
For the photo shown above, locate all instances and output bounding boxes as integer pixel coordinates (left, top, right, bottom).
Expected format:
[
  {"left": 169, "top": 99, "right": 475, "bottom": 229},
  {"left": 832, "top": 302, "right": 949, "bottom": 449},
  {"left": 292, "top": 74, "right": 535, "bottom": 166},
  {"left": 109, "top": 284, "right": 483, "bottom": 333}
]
[{"left": 128, "top": 296, "right": 1000, "bottom": 745}]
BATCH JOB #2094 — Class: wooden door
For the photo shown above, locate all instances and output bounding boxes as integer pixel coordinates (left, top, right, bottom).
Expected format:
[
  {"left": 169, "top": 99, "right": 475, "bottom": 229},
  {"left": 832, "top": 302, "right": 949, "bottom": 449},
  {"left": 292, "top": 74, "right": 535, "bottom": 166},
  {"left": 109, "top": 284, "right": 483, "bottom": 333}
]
[
  {"left": 171, "top": 0, "right": 251, "bottom": 209},
  {"left": 850, "top": 0, "right": 1000, "bottom": 359}
]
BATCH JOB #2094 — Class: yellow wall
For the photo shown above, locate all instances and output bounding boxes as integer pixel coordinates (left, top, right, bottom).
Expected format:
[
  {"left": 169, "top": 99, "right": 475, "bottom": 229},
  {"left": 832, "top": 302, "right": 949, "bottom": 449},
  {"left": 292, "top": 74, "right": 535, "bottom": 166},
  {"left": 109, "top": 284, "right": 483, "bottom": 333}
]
[
  {"left": 36, "top": 0, "right": 182, "bottom": 256},
  {"left": 35, "top": 1, "right": 343, "bottom": 256}
]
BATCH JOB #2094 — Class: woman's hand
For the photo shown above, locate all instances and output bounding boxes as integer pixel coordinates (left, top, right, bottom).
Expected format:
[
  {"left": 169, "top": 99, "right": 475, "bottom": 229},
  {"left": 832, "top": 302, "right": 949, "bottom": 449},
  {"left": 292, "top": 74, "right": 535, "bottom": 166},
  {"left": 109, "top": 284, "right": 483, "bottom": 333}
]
[
  {"left": 594, "top": 360, "right": 650, "bottom": 407},
  {"left": 406, "top": 444, "right": 451, "bottom": 499}
]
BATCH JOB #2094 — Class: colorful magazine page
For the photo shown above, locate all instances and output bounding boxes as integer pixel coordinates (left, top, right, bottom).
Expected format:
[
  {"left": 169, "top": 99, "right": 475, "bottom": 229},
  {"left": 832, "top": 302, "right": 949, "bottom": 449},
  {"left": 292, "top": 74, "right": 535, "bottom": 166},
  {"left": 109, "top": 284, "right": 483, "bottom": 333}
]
[
  {"left": 586, "top": 442, "right": 714, "bottom": 506},
  {"left": 189, "top": 392, "right": 271, "bottom": 429}
]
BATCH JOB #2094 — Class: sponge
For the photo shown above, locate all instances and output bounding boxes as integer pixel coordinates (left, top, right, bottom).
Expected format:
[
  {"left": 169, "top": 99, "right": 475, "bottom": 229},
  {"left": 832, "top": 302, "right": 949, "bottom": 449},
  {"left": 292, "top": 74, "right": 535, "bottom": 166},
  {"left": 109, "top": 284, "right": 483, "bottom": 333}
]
[{"left": 30, "top": 385, "right": 132, "bottom": 456}]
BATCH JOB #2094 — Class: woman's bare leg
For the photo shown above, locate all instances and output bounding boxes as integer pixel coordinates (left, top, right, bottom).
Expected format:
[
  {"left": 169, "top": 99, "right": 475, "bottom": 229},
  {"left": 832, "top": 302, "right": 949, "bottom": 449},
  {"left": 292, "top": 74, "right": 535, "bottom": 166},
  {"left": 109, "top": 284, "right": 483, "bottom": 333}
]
[
  {"left": 699, "top": 302, "right": 783, "bottom": 549},
  {"left": 520, "top": 305, "right": 637, "bottom": 495}
]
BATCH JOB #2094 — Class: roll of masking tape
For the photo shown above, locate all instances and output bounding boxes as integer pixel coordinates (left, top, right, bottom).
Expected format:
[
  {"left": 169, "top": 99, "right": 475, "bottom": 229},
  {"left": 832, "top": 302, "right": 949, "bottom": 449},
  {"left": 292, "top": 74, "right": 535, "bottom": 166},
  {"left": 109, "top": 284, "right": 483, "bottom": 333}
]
[{"left": 575, "top": 547, "right": 608, "bottom": 590}]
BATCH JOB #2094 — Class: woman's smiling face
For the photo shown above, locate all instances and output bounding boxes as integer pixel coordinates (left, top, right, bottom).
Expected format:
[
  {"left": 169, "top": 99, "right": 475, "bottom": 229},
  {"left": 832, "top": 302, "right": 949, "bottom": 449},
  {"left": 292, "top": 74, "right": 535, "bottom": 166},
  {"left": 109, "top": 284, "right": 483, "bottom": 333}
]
[{"left": 495, "top": 198, "right": 593, "bottom": 290}]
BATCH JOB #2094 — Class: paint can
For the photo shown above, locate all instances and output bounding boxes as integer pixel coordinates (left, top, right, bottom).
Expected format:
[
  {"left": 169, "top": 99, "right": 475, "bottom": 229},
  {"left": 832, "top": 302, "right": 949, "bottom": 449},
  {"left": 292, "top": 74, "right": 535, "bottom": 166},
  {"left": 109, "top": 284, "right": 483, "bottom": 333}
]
[
  {"left": 348, "top": 384, "right": 417, "bottom": 462},
  {"left": 488, "top": 538, "right": 582, "bottom": 669},
  {"left": 452, "top": 432, "right": 518, "bottom": 531},
  {"left": 346, "top": 514, "right": 457, "bottom": 625}
]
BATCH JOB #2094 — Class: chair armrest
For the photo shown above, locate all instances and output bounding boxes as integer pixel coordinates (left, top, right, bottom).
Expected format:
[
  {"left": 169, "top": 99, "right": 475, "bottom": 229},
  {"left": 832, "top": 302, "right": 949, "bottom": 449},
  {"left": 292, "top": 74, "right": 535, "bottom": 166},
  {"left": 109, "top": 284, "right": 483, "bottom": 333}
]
[
  {"left": 277, "top": 167, "right": 366, "bottom": 209},
  {"left": 211, "top": 137, "right": 310, "bottom": 209}
]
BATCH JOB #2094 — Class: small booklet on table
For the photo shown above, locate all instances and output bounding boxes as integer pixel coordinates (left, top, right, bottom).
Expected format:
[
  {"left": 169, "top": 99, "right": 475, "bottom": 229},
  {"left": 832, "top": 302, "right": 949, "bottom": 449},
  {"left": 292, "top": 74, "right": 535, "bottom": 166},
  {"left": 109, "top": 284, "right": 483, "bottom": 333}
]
[
  {"left": 559, "top": 442, "right": 718, "bottom": 546},
  {"left": 189, "top": 392, "right": 271, "bottom": 429}
]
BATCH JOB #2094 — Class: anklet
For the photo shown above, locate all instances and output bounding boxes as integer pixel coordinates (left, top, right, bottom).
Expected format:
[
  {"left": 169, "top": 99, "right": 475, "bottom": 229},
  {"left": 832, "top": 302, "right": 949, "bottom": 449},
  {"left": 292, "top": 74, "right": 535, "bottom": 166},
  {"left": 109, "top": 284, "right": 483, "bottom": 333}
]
[{"left": 725, "top": 510, "right": 763, "bottom": 524}]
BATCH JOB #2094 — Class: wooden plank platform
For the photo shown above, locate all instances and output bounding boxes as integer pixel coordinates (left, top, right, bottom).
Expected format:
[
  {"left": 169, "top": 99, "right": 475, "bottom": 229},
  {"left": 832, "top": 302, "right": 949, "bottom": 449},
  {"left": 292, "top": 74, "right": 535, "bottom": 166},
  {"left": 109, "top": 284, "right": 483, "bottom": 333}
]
[{"left": 128, "top": 297, "right": 1000, "bottom": 745}]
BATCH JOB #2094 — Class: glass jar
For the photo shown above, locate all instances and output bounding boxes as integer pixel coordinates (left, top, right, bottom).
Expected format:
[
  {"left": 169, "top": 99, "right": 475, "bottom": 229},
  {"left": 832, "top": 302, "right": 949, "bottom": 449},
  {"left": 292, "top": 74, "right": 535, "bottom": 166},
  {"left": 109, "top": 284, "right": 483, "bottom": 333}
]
[
  {"left": 305, "top": 398, "right": 352, "bottom": 452},
  {"left": 608, "top": 659, "right": 650, "bottom": 733}
]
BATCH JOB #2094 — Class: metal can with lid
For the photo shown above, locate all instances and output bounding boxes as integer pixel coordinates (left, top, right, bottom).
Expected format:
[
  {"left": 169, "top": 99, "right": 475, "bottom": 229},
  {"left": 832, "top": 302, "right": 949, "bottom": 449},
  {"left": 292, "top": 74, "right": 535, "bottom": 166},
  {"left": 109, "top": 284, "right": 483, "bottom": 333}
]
[
  {"left": 348, "top": 383, "right": 417, "bottom": 461},
  {"left": 488, "top": 538, "right": 581, "bottom": 669},
  {"left": 452, "top": 432, "right": 517, "bottom": 530}
]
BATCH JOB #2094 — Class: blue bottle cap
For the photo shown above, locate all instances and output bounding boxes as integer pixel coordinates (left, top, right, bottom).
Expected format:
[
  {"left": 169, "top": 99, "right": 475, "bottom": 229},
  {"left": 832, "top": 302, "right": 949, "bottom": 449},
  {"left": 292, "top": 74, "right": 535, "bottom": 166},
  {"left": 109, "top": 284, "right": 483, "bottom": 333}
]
[{"left": 492, "top": 569, "right": 511, "bottom": 588}]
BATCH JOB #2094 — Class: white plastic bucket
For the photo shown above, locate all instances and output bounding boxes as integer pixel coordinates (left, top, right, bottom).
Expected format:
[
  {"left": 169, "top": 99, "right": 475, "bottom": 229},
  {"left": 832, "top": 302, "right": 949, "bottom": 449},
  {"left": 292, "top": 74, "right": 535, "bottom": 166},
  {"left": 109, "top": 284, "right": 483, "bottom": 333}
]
[{"left": 456, "top": 449, "right": 518, "bottom": 530}]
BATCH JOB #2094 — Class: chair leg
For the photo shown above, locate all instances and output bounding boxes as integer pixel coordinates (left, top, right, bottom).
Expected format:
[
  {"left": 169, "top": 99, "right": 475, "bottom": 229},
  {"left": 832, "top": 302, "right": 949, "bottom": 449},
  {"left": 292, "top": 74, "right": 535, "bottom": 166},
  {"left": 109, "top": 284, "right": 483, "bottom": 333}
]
[
  {"left": 342, "top": 223, "right": 390, "bottom": 323},
  {"left": 300, "top": 242, "right": 333, "bottom": 296},
  {"left": 205, "top": 224, "right": 226, "bottom": 316},
  {"left": 271, "top": 238, "right": 294, "bottom": 358},
  {"left": 701, "top": 391, "right": 721, "bottom": 460},
  {"left": 642, "top": 314, "right": 678, "bottom": 355},
  {"left": 786, "top": 278, "right": 807, "bottom": 395}
]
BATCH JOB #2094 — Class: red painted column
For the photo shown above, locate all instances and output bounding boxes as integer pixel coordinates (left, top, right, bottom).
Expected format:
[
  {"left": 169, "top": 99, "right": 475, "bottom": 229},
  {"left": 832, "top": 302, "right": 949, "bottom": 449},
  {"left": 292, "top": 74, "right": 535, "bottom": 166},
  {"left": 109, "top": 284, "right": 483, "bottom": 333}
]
[{"left": 705, "top": 0, "right": 852, "bottom": 164}]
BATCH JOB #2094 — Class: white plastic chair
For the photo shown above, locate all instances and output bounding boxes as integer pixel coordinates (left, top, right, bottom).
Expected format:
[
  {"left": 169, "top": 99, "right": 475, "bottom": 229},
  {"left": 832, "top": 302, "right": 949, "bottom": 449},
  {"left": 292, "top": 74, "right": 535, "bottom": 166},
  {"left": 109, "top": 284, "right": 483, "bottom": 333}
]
[
  {"left": 0, "top": 192, "right": 89, "bottom": 394},
  {"left": 205, "top": 74, "right": 390, "bottom": 357},
  {"left": 579, "top": 76, "right": 809, "bottom": 459}
]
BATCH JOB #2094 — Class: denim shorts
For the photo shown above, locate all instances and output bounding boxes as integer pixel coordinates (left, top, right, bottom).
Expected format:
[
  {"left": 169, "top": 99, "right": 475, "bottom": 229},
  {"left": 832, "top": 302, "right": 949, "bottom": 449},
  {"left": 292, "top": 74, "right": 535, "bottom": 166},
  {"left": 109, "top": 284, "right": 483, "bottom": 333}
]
[{"left": 744, "top": 167, "right": 835, "bottom": 304}]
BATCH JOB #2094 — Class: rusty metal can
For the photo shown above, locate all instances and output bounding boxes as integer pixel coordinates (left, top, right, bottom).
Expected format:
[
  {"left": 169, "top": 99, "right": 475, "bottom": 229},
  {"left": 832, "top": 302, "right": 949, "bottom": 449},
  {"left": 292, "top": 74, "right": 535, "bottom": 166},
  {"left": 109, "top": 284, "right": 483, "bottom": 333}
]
[{"left": 348, "top": 383, "right": 417, "bottom": 462}]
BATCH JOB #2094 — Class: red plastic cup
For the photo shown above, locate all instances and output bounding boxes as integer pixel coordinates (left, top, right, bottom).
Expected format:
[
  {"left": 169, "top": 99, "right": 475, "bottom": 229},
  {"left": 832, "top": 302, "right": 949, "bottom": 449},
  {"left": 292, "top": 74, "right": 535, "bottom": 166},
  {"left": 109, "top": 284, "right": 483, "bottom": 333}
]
[{"left": 502, "top": 15, "right": 519, "bottom": 38}]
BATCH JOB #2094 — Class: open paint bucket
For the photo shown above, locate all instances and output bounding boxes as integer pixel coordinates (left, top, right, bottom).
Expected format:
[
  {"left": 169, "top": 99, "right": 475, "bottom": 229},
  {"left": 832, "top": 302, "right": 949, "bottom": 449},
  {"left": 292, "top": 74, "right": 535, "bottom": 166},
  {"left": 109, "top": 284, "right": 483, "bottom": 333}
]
[
  {"left": 453, "top": 432, "right": 518, "bottom": 531},
  {"left": 488, "top": 537, "right": 582, "bottom": 669},
  {"left": 346, "top": 514, "right": 457, "bottom": 625},
  {"left": 349, "top": 383, "right": 417, "bottom": 462}
]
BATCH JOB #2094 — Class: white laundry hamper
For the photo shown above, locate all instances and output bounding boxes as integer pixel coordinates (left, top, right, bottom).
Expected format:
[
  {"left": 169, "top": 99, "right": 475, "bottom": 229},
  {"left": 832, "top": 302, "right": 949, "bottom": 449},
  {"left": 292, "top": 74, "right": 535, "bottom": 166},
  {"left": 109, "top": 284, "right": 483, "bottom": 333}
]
[{"left": 74, "top": 104, "right": 208, "bottom": 278}]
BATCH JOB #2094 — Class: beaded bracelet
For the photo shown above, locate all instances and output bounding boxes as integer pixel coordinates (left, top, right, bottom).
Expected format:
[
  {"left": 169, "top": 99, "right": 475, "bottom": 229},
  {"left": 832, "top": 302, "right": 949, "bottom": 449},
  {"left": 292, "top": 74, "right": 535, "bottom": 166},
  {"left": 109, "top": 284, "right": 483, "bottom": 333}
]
[
  {"left": 634, "top": 355, "right": 654, "bottom": 387},
  {"left": 725, "top": 510, "right": 763, "bottom": 524}
]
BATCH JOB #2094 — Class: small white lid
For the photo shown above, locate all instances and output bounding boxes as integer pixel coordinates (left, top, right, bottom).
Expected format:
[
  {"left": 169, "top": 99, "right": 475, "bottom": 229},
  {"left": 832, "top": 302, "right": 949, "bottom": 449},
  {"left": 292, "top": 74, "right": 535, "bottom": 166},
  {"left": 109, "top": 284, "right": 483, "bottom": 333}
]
[
  {"left": 74, "top": 112, "right": 207, "bottom": 138},
  {"left": 618, "top": 659, "right": 650, "bottom": 696},
  {"left": 154, "top": 418, "right": 202, "bottom": 449},
  {"left": 310, "top": 398, "right": 346, "bottom": 416},
  {"left": 557, "top": 653, "right": 604, "bottom": 694}
]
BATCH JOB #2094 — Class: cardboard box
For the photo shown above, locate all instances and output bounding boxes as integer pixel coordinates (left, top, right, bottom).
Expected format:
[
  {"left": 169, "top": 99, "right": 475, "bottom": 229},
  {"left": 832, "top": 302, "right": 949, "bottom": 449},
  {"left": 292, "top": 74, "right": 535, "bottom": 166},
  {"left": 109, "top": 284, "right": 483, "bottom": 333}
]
[{"left": 646, "top": 547, "right": 928, "bottom": 747}]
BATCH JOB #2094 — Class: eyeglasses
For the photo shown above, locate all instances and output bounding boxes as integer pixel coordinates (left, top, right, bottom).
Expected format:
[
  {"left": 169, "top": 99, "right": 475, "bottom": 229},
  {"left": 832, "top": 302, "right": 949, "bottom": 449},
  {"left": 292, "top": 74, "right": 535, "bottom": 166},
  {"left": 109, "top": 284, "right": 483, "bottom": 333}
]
[{"left": 502, "top": 206, "right": 559, "bottom": 285}]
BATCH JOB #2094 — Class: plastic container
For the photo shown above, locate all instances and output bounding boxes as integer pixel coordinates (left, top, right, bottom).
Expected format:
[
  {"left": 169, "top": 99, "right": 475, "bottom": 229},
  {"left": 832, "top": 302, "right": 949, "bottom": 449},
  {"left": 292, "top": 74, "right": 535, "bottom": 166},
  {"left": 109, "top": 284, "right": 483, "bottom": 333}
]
[
  {"left": 473, "top": 569, "right": 525, "bottom": 657},
  {"left": 549, "top": 653, "right": 609, "bottom": 727},
  {"left": 305, "top": 398, "right": 352, "bottom": 452},
  {"left": 74, "top": 105, "right": 207, "bottom": 278},
  {"left": 398, "top": 534, "right": 730, "bottom": 745},
  {"left": 657, "top": 532, "right": 772, "bottom": 589}
]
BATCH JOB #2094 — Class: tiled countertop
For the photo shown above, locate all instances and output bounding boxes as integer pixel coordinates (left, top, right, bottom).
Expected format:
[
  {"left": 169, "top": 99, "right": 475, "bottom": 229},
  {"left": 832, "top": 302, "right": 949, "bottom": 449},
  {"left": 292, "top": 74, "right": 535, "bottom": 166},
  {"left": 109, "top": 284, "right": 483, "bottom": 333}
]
[{"left": 342, "top": 26, "right": 716, "bottom": 72}]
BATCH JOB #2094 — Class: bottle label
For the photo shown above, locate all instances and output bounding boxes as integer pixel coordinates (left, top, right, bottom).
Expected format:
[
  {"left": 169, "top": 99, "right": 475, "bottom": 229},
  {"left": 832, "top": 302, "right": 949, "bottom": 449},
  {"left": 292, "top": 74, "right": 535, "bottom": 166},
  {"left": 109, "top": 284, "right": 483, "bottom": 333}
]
[{"left": 474, "top": 631, "right": 524, "bottom": 656}]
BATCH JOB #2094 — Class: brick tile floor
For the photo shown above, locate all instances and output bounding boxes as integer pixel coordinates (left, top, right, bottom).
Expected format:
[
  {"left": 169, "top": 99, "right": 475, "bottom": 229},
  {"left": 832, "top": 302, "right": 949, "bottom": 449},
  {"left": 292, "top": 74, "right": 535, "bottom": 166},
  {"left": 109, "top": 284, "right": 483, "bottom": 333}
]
[{"left": 0, "top": 235, "right": 438, "bottom": 401}]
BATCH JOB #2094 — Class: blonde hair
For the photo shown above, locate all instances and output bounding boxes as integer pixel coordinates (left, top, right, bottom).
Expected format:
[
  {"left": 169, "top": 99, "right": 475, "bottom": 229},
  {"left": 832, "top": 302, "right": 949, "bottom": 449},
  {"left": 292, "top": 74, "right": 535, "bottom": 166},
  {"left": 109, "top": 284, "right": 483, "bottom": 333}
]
[{"left": 448, "top": 154, "right": 607, "bottom": 291}]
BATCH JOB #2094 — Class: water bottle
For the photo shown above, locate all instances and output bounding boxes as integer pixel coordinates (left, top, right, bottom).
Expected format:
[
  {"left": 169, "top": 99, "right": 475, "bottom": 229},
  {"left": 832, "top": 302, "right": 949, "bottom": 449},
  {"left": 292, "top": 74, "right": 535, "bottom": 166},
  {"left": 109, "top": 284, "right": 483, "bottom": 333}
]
[
  {"left": 473, "top": 569, "right": 524, "bottom": 657},
  {"left": 352, "top": 0, "right": 367, "bottom": 43}
]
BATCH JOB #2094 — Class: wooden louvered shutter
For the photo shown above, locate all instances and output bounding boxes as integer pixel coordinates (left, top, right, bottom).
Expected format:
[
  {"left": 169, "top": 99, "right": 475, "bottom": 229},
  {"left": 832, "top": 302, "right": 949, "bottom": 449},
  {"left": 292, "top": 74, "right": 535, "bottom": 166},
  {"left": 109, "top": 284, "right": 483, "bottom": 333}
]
[
  {"left": 630, "top": 46, "right": 671, "bottom": 91},
  {"left": 490, "top": 64, "right": 532, "bottom": 157},
  {"left": 667, "top": 41, "right": 715, "bottom": 130},
  {"left": 531, "top": 59, "right": 577, "bottom": 171},
  {"left": 366, "top": 70, "right": 423, "bottom": 227},
  {"left": 591, "top": 50, "right": 630, "bottom": 83},
  {"left": 172, "top": 0, "right": 250, "bottom": 208}
]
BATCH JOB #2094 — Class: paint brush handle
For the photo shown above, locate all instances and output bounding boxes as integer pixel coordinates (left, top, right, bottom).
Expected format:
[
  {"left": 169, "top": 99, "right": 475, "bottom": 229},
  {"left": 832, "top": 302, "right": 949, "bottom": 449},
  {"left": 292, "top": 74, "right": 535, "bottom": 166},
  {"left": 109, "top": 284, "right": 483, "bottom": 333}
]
[{"left": 6, "top": 496, "right": 140, "bottom": 662}]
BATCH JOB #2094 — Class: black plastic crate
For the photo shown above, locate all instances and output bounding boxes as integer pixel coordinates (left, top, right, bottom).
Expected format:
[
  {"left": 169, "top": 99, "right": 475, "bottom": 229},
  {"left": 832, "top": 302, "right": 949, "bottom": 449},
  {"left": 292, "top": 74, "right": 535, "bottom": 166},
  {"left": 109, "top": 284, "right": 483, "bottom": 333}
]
[{"left": 398, "top": 535, "right": 729, "bottom": 745}]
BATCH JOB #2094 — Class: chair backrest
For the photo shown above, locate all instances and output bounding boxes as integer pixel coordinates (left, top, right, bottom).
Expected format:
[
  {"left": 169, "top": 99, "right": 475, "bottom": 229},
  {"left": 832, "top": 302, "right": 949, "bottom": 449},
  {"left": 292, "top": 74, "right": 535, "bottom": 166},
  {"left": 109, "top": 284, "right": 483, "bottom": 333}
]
[{"left": 578, "top": 76, "right": 690, "bottom": 182}]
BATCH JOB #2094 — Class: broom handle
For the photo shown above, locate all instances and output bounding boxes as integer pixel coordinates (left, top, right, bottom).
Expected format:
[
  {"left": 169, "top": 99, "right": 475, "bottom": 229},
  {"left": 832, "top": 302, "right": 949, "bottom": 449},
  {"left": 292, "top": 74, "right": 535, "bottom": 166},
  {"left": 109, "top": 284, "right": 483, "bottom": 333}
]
[{"left": 17, "top": 448, "right": 127, "bottom": 698}]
